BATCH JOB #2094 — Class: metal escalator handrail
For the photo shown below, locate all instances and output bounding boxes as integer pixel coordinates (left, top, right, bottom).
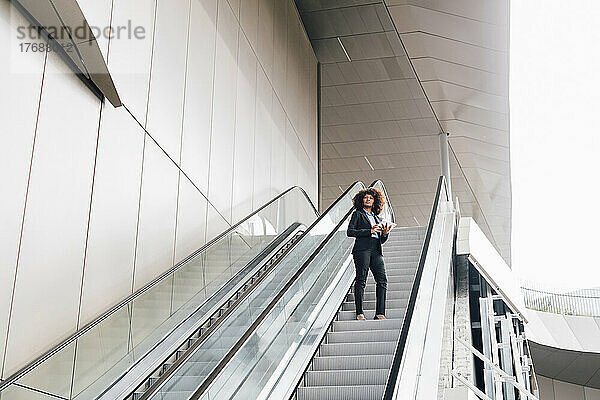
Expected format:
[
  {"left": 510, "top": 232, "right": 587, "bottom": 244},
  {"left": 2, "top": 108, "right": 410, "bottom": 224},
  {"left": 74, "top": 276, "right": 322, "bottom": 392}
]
[
  {"left": 382, "top": 176, "right": 447, "bottom": 400},
  {"left": 187, "top": 183, "right": 365, "bottom": 400},
  {"left": 369, "top": 179, "right": 396, "bottom": 223},
  {"left": 0, "top": 185, "right": 318, "bottom": 393}
]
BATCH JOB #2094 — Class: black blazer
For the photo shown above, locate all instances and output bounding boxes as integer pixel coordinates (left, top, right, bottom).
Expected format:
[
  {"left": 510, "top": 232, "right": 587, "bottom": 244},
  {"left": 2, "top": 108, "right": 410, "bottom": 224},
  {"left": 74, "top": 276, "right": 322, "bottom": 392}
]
[{"left": 346, "top": 209, "right": 388, "bottom": 255}]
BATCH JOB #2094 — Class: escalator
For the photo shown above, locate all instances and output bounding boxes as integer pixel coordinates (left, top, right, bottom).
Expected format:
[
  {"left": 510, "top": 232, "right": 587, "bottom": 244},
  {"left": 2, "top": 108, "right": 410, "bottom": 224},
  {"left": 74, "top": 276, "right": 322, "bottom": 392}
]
[
  {"left": 0, "top": 178, "right": 456, "bottom": 400},
  {"left": 152, "top": 177, "right": 454, "bottom": 400},
  {"left": 294, "top": 226, "right": 426, "bottom": 400}
]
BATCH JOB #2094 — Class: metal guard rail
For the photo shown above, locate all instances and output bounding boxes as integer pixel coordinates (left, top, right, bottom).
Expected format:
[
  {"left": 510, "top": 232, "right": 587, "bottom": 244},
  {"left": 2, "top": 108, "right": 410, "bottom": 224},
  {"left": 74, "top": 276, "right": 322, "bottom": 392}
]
[{"left": 521, "top": 286, "right": 600, "bottom": 317}]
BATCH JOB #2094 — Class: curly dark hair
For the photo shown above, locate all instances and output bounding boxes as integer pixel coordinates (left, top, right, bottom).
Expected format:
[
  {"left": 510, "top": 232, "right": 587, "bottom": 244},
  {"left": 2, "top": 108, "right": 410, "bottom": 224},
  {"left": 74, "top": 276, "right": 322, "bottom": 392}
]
[{"left": 352, "top": 187, "right": 386, "bottom": 215}]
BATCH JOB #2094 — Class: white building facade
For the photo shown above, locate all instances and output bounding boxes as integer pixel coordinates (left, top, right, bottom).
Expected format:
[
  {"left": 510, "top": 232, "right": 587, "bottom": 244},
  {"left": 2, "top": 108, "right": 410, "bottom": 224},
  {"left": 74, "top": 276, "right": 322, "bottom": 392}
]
[{"left": 0, "top": 0, "right": 317, "bottom": 377}]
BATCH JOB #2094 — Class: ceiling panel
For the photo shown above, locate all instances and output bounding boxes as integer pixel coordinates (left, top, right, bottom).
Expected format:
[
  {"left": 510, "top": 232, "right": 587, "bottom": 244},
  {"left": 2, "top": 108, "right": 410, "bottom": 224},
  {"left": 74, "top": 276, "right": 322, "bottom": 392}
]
[
  {"left": 401, "top": 32, "right": 507, "bottom": 75},
  {"left": 386, "top": 4, "right": 508, "bottom": 50},
  {"left": 432, "top": 101, "right": 508, "bottom": 131},
  {"left": 530, "top": 341, "right": 600, "bottom": 389},
  {"left": 423, "top": 81, "right": 508, "bottom": 113},
  {"left": 296, "top": 0, "right": 511, "bottom": 264},
  {"left": 385, "top": 0, "right": 509, "bottom": 26},
  {"left": 413, "top": 58, "right": 508, "bottom": 96}
]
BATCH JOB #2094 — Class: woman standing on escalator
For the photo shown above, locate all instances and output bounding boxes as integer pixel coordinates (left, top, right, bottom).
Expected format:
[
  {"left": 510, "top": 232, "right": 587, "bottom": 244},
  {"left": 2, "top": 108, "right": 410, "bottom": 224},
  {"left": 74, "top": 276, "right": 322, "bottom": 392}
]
[{"left": 346, "top": 188, "right": 391, "bottom": 321}]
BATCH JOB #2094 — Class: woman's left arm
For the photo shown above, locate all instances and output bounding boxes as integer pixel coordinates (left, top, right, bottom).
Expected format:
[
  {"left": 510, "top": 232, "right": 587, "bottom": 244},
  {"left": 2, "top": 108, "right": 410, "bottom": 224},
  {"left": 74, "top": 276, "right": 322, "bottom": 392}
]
[{"left": 347, "top": 211, "right": 372, "bottom": 238}]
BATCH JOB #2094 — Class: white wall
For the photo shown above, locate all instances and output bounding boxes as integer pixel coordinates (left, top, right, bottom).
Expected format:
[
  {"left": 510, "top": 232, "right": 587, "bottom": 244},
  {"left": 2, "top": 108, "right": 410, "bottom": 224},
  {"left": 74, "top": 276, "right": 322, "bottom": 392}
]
[
  {"left": 456, "top": 217, "right": 527, "bottom": 321},
  {"left": 537, "top": 375, "right": 600, "bottom": 400},
  {"left": 0, "top": 0, "right": 317, "bottom": 378}
]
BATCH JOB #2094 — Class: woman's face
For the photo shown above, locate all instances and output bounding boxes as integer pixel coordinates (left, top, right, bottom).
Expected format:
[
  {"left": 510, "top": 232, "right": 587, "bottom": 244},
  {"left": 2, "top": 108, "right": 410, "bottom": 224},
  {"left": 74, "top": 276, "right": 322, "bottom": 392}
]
[{"left": 363, "top": 193, "right": 374, "bottom": 208}]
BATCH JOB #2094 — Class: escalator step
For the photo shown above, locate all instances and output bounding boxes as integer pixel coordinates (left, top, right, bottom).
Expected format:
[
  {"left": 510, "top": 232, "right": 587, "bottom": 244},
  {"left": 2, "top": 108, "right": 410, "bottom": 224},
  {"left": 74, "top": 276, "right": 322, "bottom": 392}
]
[
  {"left": 381, "top": 248, "right": 421, "bottom": 256},
  {"left": 346, "top": 291, "right": 410, "bottom": 302},
  {"left": 297, "top": 384, "right": 385, "bottom": 400},
  {"left": 383, "top": 243, "right": 423, "bottom": 250},
  {"left": 383, "top": 267, "right": 417, "bottom": 276},
  {"left": 386, "top": 256, "right": 420, "bottom": 263},
  {"left": 332, "top": 318, "right": 402, "bottom": 332},
  {"left": 319, "top": 341, "right": 396, "bottom": 356},
  {"left": 387, "top": 232, "right": 425, "bottom": 243},
  {"left": 326, "top": 329, "right": 400, "bottom": 344},
  {"left": 304, "top": 369, "right": 388, "bottom": 386},
  {"left": 366, "top": 274, "right": 414, "bottom": 284},
  {"left": 341, "top": 298, "right": 408, "bottom": 311},
  {"left": 337, "top": 307, "right": 405, "bottom": 321},
  {"left": 362, "top": 282, "right": 413, "bottom": 292},
  {"left": 312, "top": 354, "right": 393, "bottom": 371}
]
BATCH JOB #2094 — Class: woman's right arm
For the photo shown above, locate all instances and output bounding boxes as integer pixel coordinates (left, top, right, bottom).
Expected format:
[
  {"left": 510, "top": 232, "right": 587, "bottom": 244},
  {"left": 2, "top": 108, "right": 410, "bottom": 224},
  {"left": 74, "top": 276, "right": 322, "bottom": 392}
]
[{"left": 347, "top": 211, "right": 372, "bottom": 238}]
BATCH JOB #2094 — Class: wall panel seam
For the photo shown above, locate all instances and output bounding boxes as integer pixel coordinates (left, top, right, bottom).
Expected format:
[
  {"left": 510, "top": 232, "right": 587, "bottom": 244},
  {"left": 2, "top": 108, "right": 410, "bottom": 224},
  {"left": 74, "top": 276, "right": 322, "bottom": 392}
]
[
  {"left": 69, "top": 100, "right": 104, "bottom": 398},
  {"left": 0, "top": 51, "right": 48, "bottom": 379},
  {"left": 203, "top": 0, "right": 220, "bottom": 243},
  {"left": 74, "top": 103, "right": 104, "bottom": 331},
  {"left": 171, "top": 170, "right": 182, "bottom": 315},
  {"left": 142, "top": 0, "right": 159, "bottom": 129},
  {"left": 130, "top": 0, "right": 158, "bottom": 293},
  {"left": 229, "top": 20, "right": 241, "bottom": 221},
  {"left": 200, "top": 0, "right": 220, "bottom": 243},
  {"left": 104, "top": 0, "right": 116, "bottom": 63},
  {"left": 129, "top": 131, "right": 147, "bottom": 295},
  {"left": 170, "top": 0, "right": 193, "bottom": 313},
  {"left": 248, "top": 40, "right": 258, "bottom": 213}
]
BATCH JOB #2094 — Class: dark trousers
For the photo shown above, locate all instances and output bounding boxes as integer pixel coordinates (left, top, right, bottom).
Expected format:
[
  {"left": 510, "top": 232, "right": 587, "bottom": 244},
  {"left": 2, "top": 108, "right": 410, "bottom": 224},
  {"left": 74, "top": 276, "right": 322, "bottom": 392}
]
[{"left": 353, "top": 238, "right": 387, "bottom": 316}]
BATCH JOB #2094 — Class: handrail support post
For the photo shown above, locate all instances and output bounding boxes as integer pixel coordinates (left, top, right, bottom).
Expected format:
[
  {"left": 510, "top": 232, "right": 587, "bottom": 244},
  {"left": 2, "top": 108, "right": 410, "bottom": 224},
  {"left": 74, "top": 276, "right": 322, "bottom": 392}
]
[{"left": 439, "top": 132, "right": 453, "bottom": 206}]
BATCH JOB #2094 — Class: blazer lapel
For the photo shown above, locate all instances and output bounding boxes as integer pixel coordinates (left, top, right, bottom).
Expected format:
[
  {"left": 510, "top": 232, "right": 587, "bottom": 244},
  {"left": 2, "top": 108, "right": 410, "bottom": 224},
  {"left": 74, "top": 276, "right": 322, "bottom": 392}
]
[
  {"left": 361, "top": 209, "right": 370, "bottom": 223},
  {"left": 362, "top": 210, "right": 380, "bottom": 226}
]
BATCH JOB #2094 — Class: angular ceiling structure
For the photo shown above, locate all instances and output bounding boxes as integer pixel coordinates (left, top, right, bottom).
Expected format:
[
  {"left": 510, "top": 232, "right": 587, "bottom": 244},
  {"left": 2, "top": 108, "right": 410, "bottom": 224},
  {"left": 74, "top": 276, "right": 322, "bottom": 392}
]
[{"left": 295, "top": 0, "right": 511, "bottom": 264}]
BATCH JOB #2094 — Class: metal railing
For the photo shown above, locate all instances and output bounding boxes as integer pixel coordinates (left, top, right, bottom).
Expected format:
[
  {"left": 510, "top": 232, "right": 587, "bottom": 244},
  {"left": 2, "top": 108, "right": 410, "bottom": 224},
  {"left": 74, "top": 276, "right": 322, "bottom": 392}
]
[{"left": 521, "top": 285, "right": 600, "bottom": 317}]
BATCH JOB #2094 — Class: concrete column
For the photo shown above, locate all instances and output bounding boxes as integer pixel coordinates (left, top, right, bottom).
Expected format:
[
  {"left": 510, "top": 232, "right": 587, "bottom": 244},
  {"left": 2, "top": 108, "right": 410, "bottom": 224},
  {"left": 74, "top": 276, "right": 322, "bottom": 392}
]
[
  {"left": 454, "top": 255, "right": 475, "bottom": 384},
  {"left": 439, "top": 132, "right": 452, "bottom": 201}
]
